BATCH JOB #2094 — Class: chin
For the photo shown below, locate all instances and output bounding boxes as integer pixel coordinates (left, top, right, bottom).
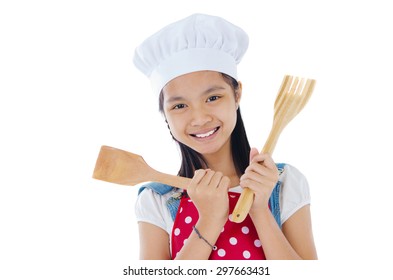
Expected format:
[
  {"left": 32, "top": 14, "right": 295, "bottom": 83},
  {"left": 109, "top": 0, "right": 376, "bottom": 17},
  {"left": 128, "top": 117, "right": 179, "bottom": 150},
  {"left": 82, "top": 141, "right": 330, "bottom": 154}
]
[
  {"left": 193, "top": 142, "right": 228, "bottom": 157},
  {"left": 195, "top": 148, "right": 218, "bottom": 156}
]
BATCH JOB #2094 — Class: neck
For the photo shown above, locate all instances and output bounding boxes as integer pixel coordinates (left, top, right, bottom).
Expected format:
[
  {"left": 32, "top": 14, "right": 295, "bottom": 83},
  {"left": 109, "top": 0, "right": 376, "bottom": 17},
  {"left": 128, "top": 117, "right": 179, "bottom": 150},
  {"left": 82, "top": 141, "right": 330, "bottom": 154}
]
[{"left": 203, "top": 142, "right": 240, "bottom": 188}]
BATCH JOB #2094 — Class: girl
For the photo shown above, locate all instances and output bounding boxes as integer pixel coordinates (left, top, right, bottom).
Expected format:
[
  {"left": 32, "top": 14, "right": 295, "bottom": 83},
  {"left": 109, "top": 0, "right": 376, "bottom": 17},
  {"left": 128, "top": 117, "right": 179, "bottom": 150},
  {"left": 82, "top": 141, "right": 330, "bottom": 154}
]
[{"left": 133, "top": 14, "right": 317, "bottom": 260}]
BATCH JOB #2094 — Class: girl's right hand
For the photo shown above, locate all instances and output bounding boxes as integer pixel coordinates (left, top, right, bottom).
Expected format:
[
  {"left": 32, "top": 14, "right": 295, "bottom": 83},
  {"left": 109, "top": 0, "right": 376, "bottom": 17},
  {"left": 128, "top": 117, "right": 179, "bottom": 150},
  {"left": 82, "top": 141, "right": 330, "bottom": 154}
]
[{"left": 187, "top": 169, "right": 231, "bottom": 226}]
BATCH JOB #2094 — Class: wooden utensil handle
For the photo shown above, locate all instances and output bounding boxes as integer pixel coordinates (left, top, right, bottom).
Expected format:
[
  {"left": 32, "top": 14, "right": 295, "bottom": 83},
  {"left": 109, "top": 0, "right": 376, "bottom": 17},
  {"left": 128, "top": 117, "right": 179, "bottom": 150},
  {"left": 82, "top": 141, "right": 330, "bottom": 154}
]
[{"left": 153, "top": 171, "right": 191, "bottom": 189}]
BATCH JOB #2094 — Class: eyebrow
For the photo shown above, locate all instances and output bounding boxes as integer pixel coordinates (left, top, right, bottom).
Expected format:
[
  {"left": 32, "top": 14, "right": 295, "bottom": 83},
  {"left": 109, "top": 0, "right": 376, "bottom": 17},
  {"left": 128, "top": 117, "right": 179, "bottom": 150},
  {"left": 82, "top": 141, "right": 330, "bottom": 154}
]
[
  {"left": 165, "top": 86, "right": 226, "bottom": 104},
  {"left": 203, "top": 85, "right": 226, "bottom": 95}
]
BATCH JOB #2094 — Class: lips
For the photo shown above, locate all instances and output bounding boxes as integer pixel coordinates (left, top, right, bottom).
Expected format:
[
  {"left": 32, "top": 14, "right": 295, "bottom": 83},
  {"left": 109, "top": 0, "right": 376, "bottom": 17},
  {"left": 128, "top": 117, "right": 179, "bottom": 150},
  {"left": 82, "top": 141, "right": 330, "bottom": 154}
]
[{"left": 190, "top": 127, "right": 220, "bottom": 138}]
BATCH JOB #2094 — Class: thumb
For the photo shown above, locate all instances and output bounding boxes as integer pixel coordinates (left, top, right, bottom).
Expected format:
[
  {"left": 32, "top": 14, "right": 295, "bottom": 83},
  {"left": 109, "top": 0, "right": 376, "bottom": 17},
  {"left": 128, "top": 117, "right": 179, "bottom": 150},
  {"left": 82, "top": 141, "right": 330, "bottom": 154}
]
[{"left": 249, "top": 147, "right": 259, "bottom": 163}]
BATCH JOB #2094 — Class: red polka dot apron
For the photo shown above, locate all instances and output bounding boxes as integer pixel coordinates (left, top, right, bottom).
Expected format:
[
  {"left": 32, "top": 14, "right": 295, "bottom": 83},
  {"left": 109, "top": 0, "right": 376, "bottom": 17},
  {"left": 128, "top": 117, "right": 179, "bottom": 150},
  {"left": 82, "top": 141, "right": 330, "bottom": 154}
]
[{"left": 171, "top": 192, "right": 266, "bottom": 260}]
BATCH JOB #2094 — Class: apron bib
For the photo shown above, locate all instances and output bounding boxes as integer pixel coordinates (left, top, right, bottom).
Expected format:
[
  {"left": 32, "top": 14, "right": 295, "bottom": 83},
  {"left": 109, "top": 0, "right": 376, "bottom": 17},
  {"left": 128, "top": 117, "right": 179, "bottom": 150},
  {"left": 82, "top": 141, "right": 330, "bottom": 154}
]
[{"left": 171, "top": 192, "right": 266, "bottom": 260}]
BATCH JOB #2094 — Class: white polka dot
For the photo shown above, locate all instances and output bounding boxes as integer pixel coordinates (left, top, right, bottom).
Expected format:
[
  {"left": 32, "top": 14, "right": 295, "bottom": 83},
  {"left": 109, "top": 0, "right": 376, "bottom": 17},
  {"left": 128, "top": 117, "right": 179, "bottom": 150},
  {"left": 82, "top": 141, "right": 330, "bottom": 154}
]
[
  {"left": 254, "top": 239, "right": 262, "bottom": 247},
  {"left": 241, "top": 226, "right": 250, "bottom": 234},
  {"left": 221, "top": 227, "right": 225, "bottom": 233},
  {"left": 230, "top": 195, "right": 236, "bottom": 198},
  {"left": 243, "top": 250, "right": 251, "bottom": 259},
  {"left": 217, "top": 249, "right": 226, "bottom": 257},
  {"left": 183, "top": 238, "right": 188, "bottom": 245},
  {"left": 179, "top": 207, "right": 183, "bottom": 213},
  {"left": 174, "top": 228, "right": 180, "bottom": 236},
  {"left": 228, "top": 214, "right": 233, "bottom": 222},
  {"left": 229, "top": 237, "right": 237, "bottom": 245},
  {"left": 185, "top": 216, "right": 192, "bottom": 224},
  {"left": 188, "top": 199, "right": 192, "bottom": 202}
]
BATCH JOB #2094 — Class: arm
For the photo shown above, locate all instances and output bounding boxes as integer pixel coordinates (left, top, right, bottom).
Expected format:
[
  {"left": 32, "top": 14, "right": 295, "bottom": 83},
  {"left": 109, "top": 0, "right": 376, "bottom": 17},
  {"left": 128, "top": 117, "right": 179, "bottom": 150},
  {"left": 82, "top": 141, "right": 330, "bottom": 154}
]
[
  {"left": 174, "top": 217, "right": 223, "bottom": 259},
  {"left": 282, "top": 204, "right": 318, "bottom": 259},
  {"left": 138, "top": 222, "right": 171, "bottom": 260},
  {"left": 137, "top": 170, "right": 230, "bottom": 260},
  {"left": 250, "top": 205, "right": 317, "bottom": 259},
  {"left": 138, "top": 215, "right": 223, "bottom": 260},
  {"left": 175, "top": 169, "right": 231, "bottom": 260},
  {"left": 240, "top": 148, "right": 317, "bottom": 260}
]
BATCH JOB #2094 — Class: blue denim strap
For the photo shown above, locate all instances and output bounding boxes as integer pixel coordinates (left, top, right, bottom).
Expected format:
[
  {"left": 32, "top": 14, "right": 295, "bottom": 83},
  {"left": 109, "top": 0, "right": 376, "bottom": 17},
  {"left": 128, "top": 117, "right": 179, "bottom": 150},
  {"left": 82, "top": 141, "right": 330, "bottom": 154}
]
[
  {"left": 138, "top": 182, "right": 174, "bottom": 196},
  {"left": 269, "top": 163, "right": 285, "bottom": 228}
]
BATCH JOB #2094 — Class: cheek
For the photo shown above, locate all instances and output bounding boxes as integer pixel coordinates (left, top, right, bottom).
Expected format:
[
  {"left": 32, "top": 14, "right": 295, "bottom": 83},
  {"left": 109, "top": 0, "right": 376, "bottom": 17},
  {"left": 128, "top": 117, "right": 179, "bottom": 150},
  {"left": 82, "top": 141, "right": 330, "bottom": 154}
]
[
  {"left": 165, "top": 116, "right": 184, "bottom": 138},
  {"left": 229, "top": 113, "right": 238, "bottom": 132},
  {"left": 220, "top": 108, "right": 237, "bottom": 130}
]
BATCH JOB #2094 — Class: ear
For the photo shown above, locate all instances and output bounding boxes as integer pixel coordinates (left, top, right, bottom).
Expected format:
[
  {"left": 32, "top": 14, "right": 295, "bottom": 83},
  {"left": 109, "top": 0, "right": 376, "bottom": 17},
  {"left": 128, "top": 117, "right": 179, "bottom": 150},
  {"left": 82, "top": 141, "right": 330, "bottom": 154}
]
[{"left": 235, "top": 81, "right": 243, "bottom": 109}]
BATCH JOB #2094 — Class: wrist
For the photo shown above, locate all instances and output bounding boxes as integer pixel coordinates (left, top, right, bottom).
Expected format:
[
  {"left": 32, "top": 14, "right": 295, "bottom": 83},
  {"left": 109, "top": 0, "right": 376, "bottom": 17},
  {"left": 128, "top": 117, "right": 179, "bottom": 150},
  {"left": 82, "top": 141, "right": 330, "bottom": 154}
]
[
  {"left": 198, "top": 211, "right": 228, "bottom": 228},
  {"left": 197, "top": 216, "right": 227, "bottom": 231},
  {"left": 249, "top": 205, "right": 271, "bottom": 221},
  {"left": 192, "top": 225, "right": 217, "bottom": 251},
  {"left": 190, "top": 218, "right": 223, "bottom": 252}
]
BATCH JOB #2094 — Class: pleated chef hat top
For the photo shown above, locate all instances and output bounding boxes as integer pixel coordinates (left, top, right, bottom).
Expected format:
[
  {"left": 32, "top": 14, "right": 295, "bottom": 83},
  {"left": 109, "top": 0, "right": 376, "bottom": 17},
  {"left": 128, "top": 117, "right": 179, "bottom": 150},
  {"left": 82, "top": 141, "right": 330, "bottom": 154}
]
[{"left": 133, "top": 13, "right": 249, "bottom": 96}]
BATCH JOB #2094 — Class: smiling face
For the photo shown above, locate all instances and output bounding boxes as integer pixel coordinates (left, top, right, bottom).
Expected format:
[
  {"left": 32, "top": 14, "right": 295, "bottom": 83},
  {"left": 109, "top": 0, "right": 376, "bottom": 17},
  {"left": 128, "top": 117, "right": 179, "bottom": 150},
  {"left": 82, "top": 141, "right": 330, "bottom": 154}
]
[{"left": 162, "top": 71, "right": 241, "bottom": 158}]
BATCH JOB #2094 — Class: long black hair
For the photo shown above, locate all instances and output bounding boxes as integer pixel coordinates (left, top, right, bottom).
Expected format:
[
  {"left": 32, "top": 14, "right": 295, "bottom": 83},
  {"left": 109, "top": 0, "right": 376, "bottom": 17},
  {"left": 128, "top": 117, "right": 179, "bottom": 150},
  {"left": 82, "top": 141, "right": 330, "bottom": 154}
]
[{"left": 159, "top": 73, "right": 251, "bottom": 179}]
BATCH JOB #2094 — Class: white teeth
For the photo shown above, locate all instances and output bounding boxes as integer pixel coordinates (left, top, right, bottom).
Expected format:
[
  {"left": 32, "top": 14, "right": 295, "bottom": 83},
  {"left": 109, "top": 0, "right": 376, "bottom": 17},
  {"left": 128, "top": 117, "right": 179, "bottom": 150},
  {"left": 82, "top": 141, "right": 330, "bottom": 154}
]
[{"left": 194, "top": 128, "right": 217, "bottom": 138}]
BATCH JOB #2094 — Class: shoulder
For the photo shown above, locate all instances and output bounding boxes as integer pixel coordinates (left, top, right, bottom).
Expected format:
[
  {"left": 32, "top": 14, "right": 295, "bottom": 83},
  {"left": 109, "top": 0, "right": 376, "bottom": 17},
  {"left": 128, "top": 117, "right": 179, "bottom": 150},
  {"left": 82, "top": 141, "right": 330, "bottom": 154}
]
[
  {"left": 279, "top": 164, "right": 309, "bottom": 188},
  {"left": 279, "top": 164, "right": 311, "bottom": 224},
  {"left": 135, "top": 182, "right": 179, "bottom": 234},
  {"left": 137, "top": 182, "right": 180, "bottom": 209}
]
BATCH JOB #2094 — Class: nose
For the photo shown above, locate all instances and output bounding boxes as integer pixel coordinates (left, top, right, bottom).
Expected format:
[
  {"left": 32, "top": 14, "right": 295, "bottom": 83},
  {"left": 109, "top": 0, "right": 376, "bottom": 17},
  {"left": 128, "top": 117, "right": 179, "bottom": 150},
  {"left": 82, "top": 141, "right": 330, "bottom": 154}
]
[{"left": 189, "top": 107, "right": 213, "bottom": 127}]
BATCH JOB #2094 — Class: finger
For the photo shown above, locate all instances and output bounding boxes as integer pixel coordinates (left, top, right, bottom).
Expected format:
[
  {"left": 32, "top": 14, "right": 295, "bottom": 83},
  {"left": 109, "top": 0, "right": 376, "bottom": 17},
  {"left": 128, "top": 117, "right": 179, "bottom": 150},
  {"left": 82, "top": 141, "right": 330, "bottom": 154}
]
[
  {"left": 240, "top": 177, "right": 273, "bottom": 190},
  {"left": 244, "top": 162, "right": 269, "bottom": 177},
  {"left": 189, "top": 169, "right": 207, "bottom": 188},
  {"left": 249, "top": 152, "right": 268, "bottom": 164},
  {"left": 249, "top": 147, "right": 259, "bottom": 163},
  {"left": 209, "top": 171, "right": 224, "bottom": 188},
  {"left": 261, "top": 153, "right": 277, "bottom": 169},
  {"left": 241, "top": 169, "right": 265, "bottom": 184},
  {"left": 239, "top": 178, "right": 254, "bottom": 190},
  {"left": 243, "top": 171, "right": 278, "bottom": 186},
  {"left": 198, "top": 169, "right": 216, "bottom": 186},
  {"left": 250, "top": 153, "right": 277, "bottom": 170},
  {"left": 217, "top": 175, "right": 231, "bottom": 192},
  {"left": 243, "top": 164, "right": 279, "bottom": 186}
]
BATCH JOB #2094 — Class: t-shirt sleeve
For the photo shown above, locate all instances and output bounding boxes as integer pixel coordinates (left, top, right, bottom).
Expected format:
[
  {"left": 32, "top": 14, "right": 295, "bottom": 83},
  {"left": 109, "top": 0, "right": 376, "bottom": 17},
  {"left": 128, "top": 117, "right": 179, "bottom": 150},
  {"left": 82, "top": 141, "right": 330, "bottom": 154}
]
[
  {"left": 134, "top": 188, "right": 170, "bottom": 233},
  {"left": 280, "top": 164, "right": 311, "bottom": 224}
]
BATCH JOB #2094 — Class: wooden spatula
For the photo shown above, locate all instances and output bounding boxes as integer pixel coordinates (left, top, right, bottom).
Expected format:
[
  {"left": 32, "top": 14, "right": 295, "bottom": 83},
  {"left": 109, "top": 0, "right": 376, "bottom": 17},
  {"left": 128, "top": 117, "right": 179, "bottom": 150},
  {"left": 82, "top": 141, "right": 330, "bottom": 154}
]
[
  {"left": 92, "top": 145, "right": 191, "bottom": 188},
  {"left": 231, "top": 75, "right": 315, "bottom": 223}
]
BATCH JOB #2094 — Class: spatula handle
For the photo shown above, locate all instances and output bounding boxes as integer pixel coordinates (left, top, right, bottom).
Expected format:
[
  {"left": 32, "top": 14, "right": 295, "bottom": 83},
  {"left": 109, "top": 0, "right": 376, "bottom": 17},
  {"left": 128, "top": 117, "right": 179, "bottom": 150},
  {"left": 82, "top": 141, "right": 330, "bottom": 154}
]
[
  {"left": 152, "top": 171, "right": 191, "bottom": 189},
  {"left": 231, "top": 124, "right": 280, "bottom": 223}
]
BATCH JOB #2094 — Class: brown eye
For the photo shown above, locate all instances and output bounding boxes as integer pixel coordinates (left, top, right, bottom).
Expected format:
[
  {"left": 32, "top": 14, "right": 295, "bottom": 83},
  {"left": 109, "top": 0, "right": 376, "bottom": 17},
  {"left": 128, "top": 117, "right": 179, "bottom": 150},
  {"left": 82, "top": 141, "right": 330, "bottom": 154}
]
[
  {"left": 173, "top": 104, "right": 186, "bottom": 110},
  {"left": 207, "top": 96, "right": 220, "bottom": 102}
]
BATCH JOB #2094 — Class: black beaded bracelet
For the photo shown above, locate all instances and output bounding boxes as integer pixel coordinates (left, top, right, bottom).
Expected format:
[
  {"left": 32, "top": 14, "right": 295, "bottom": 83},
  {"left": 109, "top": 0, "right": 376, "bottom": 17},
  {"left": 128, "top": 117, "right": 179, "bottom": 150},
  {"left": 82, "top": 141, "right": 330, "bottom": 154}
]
[{"left": 192, "top": 225, "right": 217, "bottom": 251}]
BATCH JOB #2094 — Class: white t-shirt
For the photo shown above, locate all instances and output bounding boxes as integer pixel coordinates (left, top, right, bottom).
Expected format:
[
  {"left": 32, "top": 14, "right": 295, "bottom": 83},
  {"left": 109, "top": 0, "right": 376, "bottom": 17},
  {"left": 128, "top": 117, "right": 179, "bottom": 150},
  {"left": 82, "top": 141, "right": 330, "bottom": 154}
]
[{"left": 135, "top": 164, "right": 310, "bottom": 235}]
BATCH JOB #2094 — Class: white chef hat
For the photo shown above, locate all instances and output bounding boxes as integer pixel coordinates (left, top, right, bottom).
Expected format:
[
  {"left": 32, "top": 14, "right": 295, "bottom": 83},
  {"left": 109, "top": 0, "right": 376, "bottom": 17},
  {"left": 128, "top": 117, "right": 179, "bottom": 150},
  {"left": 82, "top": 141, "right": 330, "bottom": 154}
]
[{"left": 133, "top": 13, "right": 249, "bottom": 96}]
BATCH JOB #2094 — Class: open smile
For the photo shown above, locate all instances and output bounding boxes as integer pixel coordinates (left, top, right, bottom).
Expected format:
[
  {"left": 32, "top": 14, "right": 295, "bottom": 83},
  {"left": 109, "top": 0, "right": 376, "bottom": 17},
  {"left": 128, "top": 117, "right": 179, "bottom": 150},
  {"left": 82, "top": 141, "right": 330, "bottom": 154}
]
[{"left": 190, "top": 127, "right": 220, "bottom": 139}]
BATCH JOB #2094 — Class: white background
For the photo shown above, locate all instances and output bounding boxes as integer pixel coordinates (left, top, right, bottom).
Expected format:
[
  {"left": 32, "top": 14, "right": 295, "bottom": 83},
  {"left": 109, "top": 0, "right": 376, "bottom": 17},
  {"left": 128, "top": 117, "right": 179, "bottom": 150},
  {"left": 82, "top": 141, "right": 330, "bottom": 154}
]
[{"left": 1, "top": 0, "right": 392, "bottom": 279}]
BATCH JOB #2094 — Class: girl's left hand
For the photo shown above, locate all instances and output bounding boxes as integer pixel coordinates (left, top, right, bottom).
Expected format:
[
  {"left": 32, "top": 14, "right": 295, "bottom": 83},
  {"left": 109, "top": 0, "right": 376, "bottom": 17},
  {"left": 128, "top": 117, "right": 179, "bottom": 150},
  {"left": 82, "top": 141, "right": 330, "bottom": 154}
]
[{"left": 239, "top": 148, "right": 279, "bottom": 215}]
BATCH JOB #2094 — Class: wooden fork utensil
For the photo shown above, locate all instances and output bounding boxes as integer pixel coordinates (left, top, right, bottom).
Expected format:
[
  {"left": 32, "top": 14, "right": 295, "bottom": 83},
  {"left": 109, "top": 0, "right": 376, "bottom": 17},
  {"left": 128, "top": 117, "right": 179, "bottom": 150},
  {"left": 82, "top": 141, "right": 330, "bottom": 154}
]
[{"left": 231, "top": 75, "right": 315, "bottom": 223}]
